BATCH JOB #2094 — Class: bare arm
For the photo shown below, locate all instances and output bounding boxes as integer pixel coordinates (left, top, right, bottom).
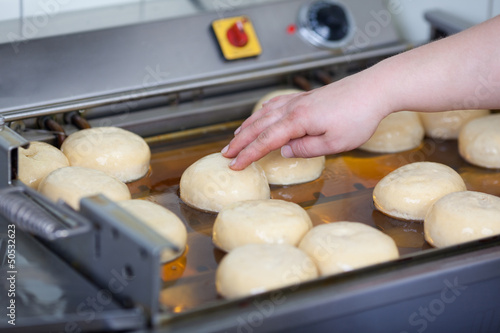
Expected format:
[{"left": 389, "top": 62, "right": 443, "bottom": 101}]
[{"left": 223, "top": 15, "right": 500, "bottom": 170}]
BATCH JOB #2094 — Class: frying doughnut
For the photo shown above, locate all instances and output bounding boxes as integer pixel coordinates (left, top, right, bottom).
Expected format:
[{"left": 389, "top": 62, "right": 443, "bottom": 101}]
[
  {"left": 424, "top": 191, "right": 500, "bottom": 248},
  {"left": 212, "top": 199, "right": 313, "bottom": 252},
  {"left": 373, "top": 162, "right": 466, "bottom": 220},
  {"left": 359, "top": 111, "right": 424, "bottom": 153},
  {"left": 252, "top": 89, "right": 302, "bottom": 114},
  {"left": 256, "top": 150, "right": 325, "bottom": 185},
  {"left": 18, "top": 141, "right": 69, "bottom": 189},
  {"left": 117, "top": 200, "right": 187, "bottom": 261},
  {"left": 61, "top": 127, "right": 150, "bottom": 183},
  {"left": 298, "top": 222, "right": 398, "bottom": 276},
  {"left": 458, "top": 113, "right": 500, "bottom": 169},
  {"left": 419, "top": 109, "right": 489, "bottom": 140},
  {"left": 180, "top": 153, "right": 270, "bottom": 212},
  {"left": 38, "top": 166, "right": 131, "bottom": 210},
  {"left": 215, "top": 244, "right": 318, "bottom": 298}
]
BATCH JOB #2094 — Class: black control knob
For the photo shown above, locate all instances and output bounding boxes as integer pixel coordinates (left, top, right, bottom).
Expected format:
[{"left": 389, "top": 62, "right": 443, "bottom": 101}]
[{"left": 298, "top": 1, "right": 354, "bottom": 49}]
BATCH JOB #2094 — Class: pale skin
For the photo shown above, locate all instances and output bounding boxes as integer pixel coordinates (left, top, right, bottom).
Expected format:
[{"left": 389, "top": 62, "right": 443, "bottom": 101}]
[{"left": 222, "top": 15, "right": 500, "bottom": 171}]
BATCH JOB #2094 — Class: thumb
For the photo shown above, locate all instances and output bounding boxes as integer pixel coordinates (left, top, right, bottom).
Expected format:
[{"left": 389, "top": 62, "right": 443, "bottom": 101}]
[{"left": 282, "top": 135, "right": 333, "bottom": 158}]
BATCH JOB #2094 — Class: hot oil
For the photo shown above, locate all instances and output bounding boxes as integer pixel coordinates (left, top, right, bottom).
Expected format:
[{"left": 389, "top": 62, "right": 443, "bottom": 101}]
[
  {"left": 127, "top": 131, "right": 500, "bottom": 314},
  {"left": 128, "top": 134, "right": 232, "bottom": 313}
]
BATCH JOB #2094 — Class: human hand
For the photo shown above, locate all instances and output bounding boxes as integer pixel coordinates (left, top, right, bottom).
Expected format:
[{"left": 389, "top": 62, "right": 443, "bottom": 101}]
[
  {"left": 222, "top": 71, "right": 391, "bottom": 170},
  {"left": 223, "top": 14, "right": 500, "bottom": 171}
]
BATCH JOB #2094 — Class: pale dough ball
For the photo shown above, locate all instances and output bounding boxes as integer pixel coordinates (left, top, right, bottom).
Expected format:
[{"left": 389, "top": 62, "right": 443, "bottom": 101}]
[
  {"left": 419, "top": 109, "right": 490, "bottom": 140},
  {"left": 117, "top": 200, "right": 187, "bottom": 261},
  {"left": 298, "top": 222, "right": 398, "bottom": 276},
  {"left": 373, "top": 162, "right": 467, "bottom": 221},
  {"left": 213, "top": 199, "right": 313, "bottom": 252},
  {"left": 359, "top": 111, "right": 424, "bottom": 153},
  {"left": 252, "top": 89, "right": 303, "bottom": 114},
  {"left": 256, "top": 150, "right": 325, "bottom": 185},
  {"left": 18, "top": 141, "right": 69, "bottom": 189},
  {"left": 39, "top": 166, "right": 131, "bottom": 210},
  {"left": 180, "top": 153, "right": 270, "bottom": 212},
  {"left": 216, "top": 244, "right": 318, "bottom": 298},
  {"left": 61, "top": 127, "right": 150, "bottom": 183},
  {"left": 424, "top": 191, "right": 500, "bottom": 248},
  {"left": 459, "top": 114, "right": 500, "bottom": 169}
]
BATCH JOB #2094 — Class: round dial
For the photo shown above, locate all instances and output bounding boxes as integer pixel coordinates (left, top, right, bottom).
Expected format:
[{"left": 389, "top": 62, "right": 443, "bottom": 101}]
[{"left": 298, "top": 1, "right": 354, "bottom": 49}]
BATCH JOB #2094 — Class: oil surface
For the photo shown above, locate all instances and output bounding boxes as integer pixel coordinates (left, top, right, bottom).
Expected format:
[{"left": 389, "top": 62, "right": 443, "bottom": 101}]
[{"left": 127, "top": 132, "right": 500, "bottom": 313}]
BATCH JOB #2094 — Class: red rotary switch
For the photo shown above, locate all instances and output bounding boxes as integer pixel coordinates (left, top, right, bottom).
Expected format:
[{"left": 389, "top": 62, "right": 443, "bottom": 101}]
[{"left": 226, "top": 20, "right": 248, "bottom": 47}]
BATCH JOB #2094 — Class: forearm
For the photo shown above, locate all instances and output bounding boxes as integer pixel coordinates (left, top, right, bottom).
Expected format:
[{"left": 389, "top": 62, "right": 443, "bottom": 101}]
[
  {"left": 374, "top": 14, "right": 500, "bottom": 115},
  {"left": 223, "top": 15, "right": 500, "bottom": 170}
]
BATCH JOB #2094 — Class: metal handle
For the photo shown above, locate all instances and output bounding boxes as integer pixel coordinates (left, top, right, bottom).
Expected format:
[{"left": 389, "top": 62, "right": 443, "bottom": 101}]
[{"left": 0, "top": 187, "right": 88, "bottom": 241}]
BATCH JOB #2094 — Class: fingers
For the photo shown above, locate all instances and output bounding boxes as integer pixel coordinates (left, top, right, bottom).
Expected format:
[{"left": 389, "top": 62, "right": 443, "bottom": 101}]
[
  {"left": 227, "top": 113, "right": 308, "bottom": 170},
  {"left": 234, "top": 93, "right": 302, "bottom": 136},
  {"left": 262, "top": 92, "right": 301, "bottom": 110},
  {"left": 223, "top": 108, "right": 283, "bottom": 159},
  {"left": 223, "top": 93, "right": 301, "bottom": 158},
  {"left": 221, "top": 91, "right": 319, "bottom": 170}
]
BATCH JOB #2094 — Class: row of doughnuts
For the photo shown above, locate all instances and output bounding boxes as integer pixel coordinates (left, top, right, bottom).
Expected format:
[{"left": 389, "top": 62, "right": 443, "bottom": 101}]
[
  {"left": 366, "top": 108, "right": 500, "bottom": 246},
  {"left": 20, "top": 127, "right": 150, "bottom": 208},
  {"left": 181, "top": 90, "right": 500, "bottom": 299},
  {"left": 374, "top": 161, "right": 500, "bottom": 248},
  {"left": 181, "top": 91, "right": 330, "bottom": 298},
  {"left": 178, "top": 152, "right": 400, "bottom": 298},
  {"left": 215, "top": 219, "right": 400, "bottom": 299},
  {"left": 179, "top": 150, "right": 399, "bottom": 299},
  {"left": 176, "top": 89, "right": 398, "bottom": 299},
  {"left": 18, "top": 127, "right": 187, "bottom": 261},
  {"left": 359, "top": 109, "right": 491, "bottom": 152},
  {"left": 17, "top": 90, "right": 499, "bottom": 301},
  {"left": 180, "top": 103, "right": 496, "bottom": 298},
  {"left": 359, "top": 108, "right": 500, "bottom": 170},
  {"left": 19, "top": 127, "right": 150, "bottom": 191}
]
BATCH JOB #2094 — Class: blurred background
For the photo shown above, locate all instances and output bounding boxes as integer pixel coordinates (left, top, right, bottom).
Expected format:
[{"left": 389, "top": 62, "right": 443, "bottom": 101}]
[{"left": 0, "top": 0, "right": 499, "bottom": 45}]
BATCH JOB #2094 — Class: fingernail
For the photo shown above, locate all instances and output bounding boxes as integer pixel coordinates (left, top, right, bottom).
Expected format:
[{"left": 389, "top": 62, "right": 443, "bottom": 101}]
[
  {"left": 281, "top": 145, "right": 294, "bottom": 158},
  {"left": 229, "top": 157, "right": 237, "bottom": 167},
  {"left": 221, "top": 144, "right": 229, "bottom": 154},
  {"left": 234, "top": 126, "right": 241, "bottom": 135}
]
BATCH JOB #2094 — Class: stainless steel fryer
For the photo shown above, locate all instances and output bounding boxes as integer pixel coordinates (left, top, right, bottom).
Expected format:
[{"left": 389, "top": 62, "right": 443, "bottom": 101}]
[{"left": 1, "top": 1, "right": 500, "bottom": 332}]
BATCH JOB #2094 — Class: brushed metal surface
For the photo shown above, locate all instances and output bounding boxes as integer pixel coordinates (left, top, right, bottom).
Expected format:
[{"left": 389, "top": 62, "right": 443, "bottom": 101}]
[{"left": 0, "top": 0, "right": 403, "bottom": 118}]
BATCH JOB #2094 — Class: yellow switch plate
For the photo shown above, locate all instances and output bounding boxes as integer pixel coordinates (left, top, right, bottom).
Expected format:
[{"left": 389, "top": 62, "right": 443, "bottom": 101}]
[{"left": 212, "top": 16, "right": 262, "bottom": 61}]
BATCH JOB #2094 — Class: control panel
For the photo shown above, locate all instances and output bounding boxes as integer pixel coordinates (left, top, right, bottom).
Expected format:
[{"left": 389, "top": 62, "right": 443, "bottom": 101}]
[
  {"left": 0, "top": 0, "right": 404, "bottom": 116},
  {"left": 298, "top": 0, "right": 354, "bottom": 49},
  {"left": 212, "top": 16, "right": 262, "bottom": 61}
]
